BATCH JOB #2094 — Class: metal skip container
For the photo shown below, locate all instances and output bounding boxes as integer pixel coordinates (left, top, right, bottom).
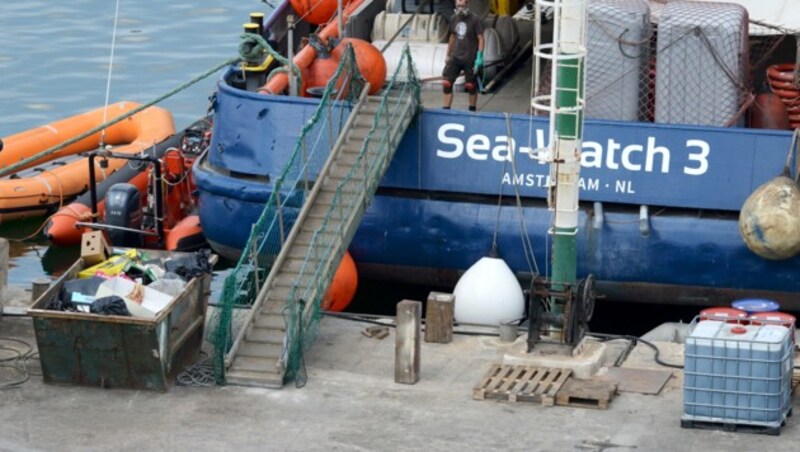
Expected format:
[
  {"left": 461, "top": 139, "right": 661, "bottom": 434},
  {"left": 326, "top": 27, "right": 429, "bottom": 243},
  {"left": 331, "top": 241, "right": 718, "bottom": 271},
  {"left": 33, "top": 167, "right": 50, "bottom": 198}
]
[{"left": 27, "top": 250, "right": 217, "bottom": 391}]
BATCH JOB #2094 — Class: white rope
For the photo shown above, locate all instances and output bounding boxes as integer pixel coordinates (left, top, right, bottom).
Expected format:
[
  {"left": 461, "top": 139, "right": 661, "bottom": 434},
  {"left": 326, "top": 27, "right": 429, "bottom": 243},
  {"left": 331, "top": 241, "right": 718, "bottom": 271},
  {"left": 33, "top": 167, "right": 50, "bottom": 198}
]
[{"left": 100, "top": 0, "right": 122, "bottom": 147}]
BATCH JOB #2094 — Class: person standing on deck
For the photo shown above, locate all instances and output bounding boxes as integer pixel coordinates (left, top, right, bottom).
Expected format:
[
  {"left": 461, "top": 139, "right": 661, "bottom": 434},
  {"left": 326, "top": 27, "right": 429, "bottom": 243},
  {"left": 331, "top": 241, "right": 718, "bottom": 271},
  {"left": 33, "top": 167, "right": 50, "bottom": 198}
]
[{"left": 442, "top": 0, "right": 484, "bottom": 111}]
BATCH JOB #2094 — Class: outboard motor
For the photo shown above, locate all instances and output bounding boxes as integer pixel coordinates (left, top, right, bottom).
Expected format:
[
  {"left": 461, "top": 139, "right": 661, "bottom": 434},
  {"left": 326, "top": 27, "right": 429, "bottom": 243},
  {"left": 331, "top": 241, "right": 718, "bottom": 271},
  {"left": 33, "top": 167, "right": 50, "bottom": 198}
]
[{"left": 104, "top": 183, "right": 143, "bottom": 247}]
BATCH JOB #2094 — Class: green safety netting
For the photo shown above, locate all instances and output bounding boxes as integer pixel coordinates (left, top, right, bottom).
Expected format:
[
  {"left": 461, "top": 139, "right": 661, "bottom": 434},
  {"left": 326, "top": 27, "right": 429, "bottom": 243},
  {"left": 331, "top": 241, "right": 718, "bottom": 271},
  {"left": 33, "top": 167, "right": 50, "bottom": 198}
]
[{"left": 208, "top": 44, "right": 420, "bottom": 385}]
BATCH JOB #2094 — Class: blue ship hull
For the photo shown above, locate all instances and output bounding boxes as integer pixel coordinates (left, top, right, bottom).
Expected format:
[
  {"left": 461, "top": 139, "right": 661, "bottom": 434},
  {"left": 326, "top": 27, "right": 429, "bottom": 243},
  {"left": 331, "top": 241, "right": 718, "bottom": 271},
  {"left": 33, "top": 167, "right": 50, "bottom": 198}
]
[{"left": 194, "top": 76, "right": 800, "bottom": 307}]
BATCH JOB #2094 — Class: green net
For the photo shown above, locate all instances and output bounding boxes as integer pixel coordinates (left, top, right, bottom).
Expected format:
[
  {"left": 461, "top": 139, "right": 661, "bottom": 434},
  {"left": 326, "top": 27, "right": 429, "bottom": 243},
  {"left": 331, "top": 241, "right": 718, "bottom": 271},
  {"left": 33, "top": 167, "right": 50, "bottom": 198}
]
[{"left": 209, "top": 44, "right": 420, "bottom": 385}]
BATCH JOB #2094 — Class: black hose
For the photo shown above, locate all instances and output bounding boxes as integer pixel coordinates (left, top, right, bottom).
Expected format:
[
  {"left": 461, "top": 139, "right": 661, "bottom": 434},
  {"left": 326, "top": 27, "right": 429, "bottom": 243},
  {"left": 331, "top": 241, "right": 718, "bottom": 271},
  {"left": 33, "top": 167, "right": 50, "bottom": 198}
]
[
  {"left": 588, "top": 332, "right": 684, "bottom": 369},
  {"left": 322, "top": 311, "right": 503, "bottom": 337}
]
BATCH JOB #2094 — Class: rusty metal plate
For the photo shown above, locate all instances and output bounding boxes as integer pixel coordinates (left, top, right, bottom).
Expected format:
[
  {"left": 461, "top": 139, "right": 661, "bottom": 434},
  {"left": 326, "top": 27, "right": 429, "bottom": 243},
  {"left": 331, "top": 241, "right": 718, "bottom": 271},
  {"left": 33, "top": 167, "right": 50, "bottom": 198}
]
[{"left": 598, "top": 367, "right": 673, "bottom": 395}]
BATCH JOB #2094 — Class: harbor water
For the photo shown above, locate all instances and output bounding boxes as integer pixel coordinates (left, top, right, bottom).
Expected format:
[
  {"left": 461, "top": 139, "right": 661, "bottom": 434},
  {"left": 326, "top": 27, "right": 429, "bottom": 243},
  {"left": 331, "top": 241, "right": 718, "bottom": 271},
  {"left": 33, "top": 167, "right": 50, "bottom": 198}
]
[{"left": 0, "top": 0, "right": 269, "bottom": 294}]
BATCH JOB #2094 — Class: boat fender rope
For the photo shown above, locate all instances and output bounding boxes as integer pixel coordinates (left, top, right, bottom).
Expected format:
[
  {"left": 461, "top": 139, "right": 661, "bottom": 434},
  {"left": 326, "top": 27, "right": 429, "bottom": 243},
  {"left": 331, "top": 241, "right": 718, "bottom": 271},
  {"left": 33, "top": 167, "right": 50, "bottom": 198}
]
[
  {"left": 6, "top": 168, "right": 68, "bottom": 242},
  {"left": 32, "top": 175, "right": 53, "bottom": 196},
  {"left": 34, "top": 168, "right": 65, "bottom": 205}
]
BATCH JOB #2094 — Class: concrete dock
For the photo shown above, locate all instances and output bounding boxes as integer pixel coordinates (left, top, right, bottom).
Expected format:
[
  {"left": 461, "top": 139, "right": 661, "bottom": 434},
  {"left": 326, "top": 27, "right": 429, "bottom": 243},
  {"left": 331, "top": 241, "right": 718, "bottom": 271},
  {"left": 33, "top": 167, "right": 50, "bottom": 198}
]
[{"left": 2, "top": 312, "right": 799, "bottom": 451}]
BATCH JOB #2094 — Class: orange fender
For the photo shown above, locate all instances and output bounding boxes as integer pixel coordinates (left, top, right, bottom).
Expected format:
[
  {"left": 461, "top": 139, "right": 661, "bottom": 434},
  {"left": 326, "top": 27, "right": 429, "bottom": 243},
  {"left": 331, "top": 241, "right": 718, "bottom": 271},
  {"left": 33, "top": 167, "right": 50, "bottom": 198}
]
[{"left": 322, "top": 251, "right": 358, "bottom": 312}]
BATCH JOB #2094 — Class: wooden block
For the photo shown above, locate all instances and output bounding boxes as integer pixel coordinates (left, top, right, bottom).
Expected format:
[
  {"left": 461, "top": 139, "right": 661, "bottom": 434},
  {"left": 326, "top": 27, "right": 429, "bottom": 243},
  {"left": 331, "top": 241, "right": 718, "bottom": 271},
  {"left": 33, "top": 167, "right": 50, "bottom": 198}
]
[
  {"left": 31, "top": 277, "right": 51, "bottom": 302},
  {"left": 80, "top": 231, "right": 111, "bottom": 266},
  {"left": 555, "top": 378, "right": 617, "bottom": 410},
  {"left": 362, "top": 326, "right": 390, "bottom": 340},
  {"left": 424, "top": 291, "right": 454, "bottom": 344},
  {"left": 395, "top": 299, "right": 421, "bottom": 384}
]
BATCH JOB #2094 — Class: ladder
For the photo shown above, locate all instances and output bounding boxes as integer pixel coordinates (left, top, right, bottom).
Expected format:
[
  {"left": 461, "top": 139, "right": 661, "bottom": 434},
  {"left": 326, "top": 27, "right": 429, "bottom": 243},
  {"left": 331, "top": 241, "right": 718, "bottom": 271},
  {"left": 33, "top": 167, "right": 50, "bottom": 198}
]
[{"left": 225, "top": 84, "right": 418, "bottom": 387}]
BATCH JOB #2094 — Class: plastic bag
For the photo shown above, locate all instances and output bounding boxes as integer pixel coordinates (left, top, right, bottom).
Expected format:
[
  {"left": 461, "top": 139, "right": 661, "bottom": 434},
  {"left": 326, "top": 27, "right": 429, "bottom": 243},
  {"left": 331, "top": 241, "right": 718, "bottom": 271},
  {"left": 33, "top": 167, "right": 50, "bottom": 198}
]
[
  {"left": 59, "top": 276, "right": 105, "bottom": 306},
  {"left": 147, "top": 278, "right": 187, "bottom": 297},
  {"left": 90, "top": 296, "right": 131, "bottom": 316},
  {"left": 164, "top": 249, "right": 212, "bottom": 280},
  {"left": 46, "top": 297, "right": 76, "bottom": 312}
]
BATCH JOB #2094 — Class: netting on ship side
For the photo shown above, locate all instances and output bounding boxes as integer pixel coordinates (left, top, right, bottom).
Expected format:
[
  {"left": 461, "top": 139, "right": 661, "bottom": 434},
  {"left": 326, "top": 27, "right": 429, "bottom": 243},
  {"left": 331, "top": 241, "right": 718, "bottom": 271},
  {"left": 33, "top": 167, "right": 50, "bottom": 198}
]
[
  {"left": 207, "top": 45, "right": 366, "bottom": 383},
  {"left": 533, "top": 0, "right": 791, "bottom": 128}
]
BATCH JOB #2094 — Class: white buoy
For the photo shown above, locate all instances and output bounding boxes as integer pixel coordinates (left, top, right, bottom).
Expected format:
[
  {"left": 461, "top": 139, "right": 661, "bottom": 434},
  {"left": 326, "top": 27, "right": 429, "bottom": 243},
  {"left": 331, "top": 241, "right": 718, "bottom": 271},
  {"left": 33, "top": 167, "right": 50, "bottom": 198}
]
[
  {"left": 453, "top": 256, "right": 525, "bottom": 326},
  {"left": 739, "top": 175, "right": 800, "bottom": 260}
]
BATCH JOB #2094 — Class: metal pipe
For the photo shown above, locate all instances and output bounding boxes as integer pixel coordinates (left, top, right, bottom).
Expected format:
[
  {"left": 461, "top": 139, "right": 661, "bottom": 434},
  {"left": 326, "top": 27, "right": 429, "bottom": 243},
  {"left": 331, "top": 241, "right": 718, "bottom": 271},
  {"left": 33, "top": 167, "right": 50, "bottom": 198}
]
[
  {"left": 639, "top": 204, "right": 649, "bottom": 237},
  {"left": 152, "top": 155, "right": 164, "bottom": 248},
  {"left": 74, "top": 221, "right": 159, "bottom": 237},
  {"left": 592, "top": 201, "right": 604, "bottom": 229},
  {"left": 287, "top": 14, "right": 297, "bottom": 97},
  {"left": 337, "top": 0, "right": 343, "bottom": 39},
  {"left": 88, "top": 153, "right": 99, "bottom": 221}
]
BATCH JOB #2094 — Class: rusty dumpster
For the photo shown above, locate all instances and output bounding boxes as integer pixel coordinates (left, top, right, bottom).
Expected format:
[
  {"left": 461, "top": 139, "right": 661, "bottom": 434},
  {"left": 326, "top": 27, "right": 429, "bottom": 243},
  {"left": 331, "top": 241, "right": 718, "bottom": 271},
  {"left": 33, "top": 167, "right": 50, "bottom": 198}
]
[{"left": 27, "top": 250, "right": 217, "bottom": 391}]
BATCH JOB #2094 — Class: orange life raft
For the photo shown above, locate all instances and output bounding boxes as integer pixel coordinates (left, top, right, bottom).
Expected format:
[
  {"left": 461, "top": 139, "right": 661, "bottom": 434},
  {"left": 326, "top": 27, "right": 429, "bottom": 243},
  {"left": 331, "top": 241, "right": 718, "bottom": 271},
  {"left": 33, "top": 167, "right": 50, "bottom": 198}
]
[{"left": 0, "top": 102, "right": 174, "bottom": 222}]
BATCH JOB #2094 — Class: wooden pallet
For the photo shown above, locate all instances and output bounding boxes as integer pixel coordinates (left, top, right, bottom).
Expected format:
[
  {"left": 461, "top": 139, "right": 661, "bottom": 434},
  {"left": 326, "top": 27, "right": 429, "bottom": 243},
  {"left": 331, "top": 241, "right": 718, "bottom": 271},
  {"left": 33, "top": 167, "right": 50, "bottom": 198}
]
[
  {"left": 473, "top": 364, "right": 571, "bottom": 406},
  {"left": 555, "top": 377, "right": 617, "bottom": 410},
  {"left": 680, "top": 418, "right": 784, "bottom": 436}
]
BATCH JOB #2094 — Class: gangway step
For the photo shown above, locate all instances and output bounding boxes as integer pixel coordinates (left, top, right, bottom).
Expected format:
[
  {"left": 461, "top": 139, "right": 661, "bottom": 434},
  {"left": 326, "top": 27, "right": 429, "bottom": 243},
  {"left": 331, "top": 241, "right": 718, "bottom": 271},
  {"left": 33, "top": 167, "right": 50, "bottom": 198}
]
[
  {"left": 296, "top": 229, "right": 342, "bottom": 247},
  {"left": 239, "top": 341, "right": 283, "bottom": 359},
  {"left": 226, "top": 369, "right": 284, "bottom": 388},
  {"left": 247, "top": 325, "right": 286, "bottom": 343},
  {"left": 253, "top": 311, "right": 287, "bottom": 329},
  {"left": 230, "top": 356, "right": 280, "bottom": 373}
]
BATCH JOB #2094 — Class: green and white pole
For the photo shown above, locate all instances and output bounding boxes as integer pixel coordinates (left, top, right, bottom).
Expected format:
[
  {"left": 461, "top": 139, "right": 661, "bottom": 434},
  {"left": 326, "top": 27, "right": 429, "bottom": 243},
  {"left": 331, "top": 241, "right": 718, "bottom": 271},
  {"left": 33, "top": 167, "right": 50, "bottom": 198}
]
[{"left": 532, "top": 0, "right": 587, "bottom": 339}]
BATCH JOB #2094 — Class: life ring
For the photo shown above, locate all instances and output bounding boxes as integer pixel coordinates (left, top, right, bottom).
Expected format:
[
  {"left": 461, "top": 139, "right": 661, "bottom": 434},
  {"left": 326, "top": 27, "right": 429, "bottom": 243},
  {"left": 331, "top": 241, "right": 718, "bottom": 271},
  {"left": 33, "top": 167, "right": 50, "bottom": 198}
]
[{"left": 766, "top": 64, "right": 799, "bottom": 83}]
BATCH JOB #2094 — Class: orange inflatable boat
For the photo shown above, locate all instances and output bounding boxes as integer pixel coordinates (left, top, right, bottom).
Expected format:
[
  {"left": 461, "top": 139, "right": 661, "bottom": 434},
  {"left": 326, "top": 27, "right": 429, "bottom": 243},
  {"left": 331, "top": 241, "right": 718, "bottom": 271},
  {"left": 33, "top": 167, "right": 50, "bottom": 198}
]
[{"left": 0, "top": 102, "right": 174, "bottom": 223}]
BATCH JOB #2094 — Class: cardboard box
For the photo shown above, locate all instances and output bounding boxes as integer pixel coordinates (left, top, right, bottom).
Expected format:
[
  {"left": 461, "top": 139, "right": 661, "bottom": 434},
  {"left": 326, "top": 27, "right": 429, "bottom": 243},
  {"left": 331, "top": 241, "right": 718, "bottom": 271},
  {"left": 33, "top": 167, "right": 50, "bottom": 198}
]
[
  {"left": 81, "top": 231, "right": 111, "bottom": 266},
  {"left": 95, "top": 276, "right": 173, "bottom": 318}
]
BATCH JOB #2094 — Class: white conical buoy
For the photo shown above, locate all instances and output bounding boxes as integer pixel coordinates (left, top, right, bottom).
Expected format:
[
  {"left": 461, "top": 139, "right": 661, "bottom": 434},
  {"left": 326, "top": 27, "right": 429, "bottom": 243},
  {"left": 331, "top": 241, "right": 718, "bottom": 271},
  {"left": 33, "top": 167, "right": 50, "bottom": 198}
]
[{"left": 453, "top": 256, "right": 525, "bottom": 326}]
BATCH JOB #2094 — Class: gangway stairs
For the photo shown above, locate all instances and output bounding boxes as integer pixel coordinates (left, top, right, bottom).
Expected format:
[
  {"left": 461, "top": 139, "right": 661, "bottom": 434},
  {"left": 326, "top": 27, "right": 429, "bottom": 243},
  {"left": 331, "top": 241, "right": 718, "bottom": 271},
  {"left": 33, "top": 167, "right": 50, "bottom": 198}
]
[{"left": 224, "top": 82, "right": 419, "bottom": 387}]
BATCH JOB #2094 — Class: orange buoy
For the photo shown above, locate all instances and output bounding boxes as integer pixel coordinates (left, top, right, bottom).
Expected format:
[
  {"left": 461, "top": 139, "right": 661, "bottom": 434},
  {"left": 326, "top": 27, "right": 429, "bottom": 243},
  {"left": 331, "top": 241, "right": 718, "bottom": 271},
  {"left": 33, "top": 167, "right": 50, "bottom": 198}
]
[
  {"left": 300, "top": 39, "right": 387, "bottom": 97},
  {"left": 332, "top": 38, "right": 386, "bottom": 95},
  {"left": 301, "top": 55, "right": 341, "bottom": 97},
  {"left": 322, "top": 251, "right": 358, "bottom": 312},
  {"left": 258, "top": 0, "right": 367, "bottom": 95},
  {"left": 290, "top": 0, "right": 351, "bottom": 25}
]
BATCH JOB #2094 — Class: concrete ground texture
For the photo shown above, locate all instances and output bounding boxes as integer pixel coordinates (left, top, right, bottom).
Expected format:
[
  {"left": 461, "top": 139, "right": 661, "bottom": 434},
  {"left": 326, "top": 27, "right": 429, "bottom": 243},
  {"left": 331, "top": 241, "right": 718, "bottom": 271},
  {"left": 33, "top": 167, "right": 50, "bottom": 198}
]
[{"left": 2, "top": 314, "right": 799, "bottom": 451}]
